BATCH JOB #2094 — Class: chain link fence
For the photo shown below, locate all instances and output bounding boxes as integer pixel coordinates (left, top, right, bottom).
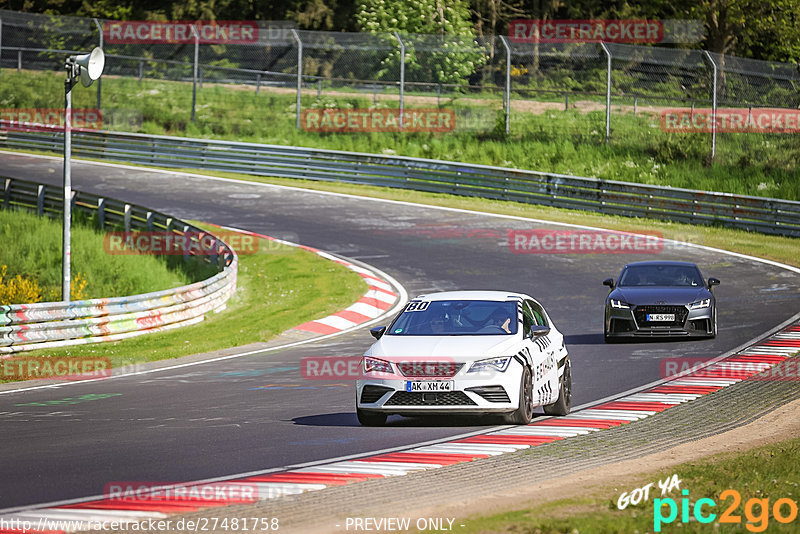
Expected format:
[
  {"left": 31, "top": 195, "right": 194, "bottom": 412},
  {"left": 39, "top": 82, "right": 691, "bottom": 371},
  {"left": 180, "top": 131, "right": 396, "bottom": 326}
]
[{"left": 1, "top": 8, "right": 799, "bottom": 169}]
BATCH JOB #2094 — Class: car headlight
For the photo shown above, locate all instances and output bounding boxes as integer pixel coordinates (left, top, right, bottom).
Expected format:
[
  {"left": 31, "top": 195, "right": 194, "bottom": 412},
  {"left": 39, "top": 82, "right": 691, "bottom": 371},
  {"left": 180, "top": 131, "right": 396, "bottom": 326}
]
[
  {"left": 468, "top": 356, "right": 511, "bottom": 373},
  {"left": 689, "top": 298, "right": 711, "bottom": 309},
  {"left": 610, "top": 299, "right": 631, "bottom": 309},
  {"left": 363, "top": 356, "right": 393, "bottom": 374}
]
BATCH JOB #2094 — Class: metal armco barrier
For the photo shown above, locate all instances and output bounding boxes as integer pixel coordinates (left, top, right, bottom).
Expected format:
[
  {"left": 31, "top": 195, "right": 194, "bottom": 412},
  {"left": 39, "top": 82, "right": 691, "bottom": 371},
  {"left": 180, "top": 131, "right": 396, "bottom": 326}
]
[
  {"left": 0, "top": 177, "right": 238, "bottom": 353},
  {"left": 2, "top": 127, "right": 799, "bottom": 237}
]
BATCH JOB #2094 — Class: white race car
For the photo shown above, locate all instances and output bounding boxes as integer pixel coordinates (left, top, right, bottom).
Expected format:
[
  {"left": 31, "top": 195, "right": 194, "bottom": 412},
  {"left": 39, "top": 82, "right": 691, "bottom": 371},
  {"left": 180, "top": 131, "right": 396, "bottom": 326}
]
[{"left": 356, "top": 290, "right": 571, "bottom": 426}]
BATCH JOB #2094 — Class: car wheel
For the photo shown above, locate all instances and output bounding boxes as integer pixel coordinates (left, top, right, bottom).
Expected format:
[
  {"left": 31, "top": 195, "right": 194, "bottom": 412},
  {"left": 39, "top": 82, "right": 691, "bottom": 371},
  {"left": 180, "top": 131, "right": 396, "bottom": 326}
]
[
  {"left": 504, "top": 365, "right": 534, "bottom": 425},
  {"left": 709, "top": 307, "right": 717, "bottom": 339},
  {"left": 543, "top": 357, "right": 571, "bottom": 416},
  {"left": 357, "top": 408, "right": 387, "bottom": 426}
]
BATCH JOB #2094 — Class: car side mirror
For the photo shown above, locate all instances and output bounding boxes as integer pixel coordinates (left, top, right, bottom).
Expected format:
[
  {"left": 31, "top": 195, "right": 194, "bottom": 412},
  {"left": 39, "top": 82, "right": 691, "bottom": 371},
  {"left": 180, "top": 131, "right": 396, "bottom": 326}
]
[
  {"left": 602, "top": 278, "right": 615, "bottom": 288},
  {"left": 708, "top": 277, "right": 720, "bottom": 288},
  {"left": 530, "top": 325, "right": 551, "bottom": 338},
  {"left": 370, "top": 326, "right": 387, "bottom": 340}
]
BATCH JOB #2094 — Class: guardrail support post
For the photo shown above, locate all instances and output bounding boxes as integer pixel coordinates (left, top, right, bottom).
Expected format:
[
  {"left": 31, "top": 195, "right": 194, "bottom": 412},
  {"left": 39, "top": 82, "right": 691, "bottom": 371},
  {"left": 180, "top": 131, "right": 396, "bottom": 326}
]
[
  {"left": 183, "top": 224, "right": 191, "bottom": 262},
  {"left": 93, "top": 18, "right": 103, "bottom": 111},
  {"left": 124, "top": 203, "right": 131, "bottom": 232},
  {"left": 291, "top": 29, "right": 302, "bottom": 131},
  {"left": 97, "top": 197, "right": 105, "bottom": 229},
  {"left": 191, "top": 25, "right": 199, "bottom": 123},
  {"left": 146, "top": 211, "right": 154, "bottom": 232},
  {"left": 499, "top": 36, "right": 511, "bottom": 134},
  {"left": 394, "top": 32, "right": 405, "bottom": 130},
  {"left": 37, "top": 185, "right": 44, "bottom": 216},
  {"left": 704, "top": 50, "right": 718, "bottom": 160},
  {"left": 600, "top": 42, "right": 611, "bottom": 143},
  {"left": 4, "top": 178, "right": 11, "bottom": 209}
]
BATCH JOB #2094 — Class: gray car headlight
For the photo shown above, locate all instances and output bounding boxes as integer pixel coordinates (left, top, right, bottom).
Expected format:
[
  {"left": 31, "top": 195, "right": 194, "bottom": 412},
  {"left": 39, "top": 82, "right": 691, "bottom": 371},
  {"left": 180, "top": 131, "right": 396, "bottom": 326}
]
[
  {"left": 689, "top": 298, "right": 711, "bottom": 309},
  {"left": 610, "top": 299, "right": 631, "bottom": 309}
]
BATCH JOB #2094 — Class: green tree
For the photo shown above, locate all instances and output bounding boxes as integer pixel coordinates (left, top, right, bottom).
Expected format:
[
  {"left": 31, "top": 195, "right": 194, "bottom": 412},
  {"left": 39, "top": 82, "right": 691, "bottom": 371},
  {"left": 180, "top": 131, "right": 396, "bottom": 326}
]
[{"left": 356, "top": 0, "right": 487, "bottom": 84}]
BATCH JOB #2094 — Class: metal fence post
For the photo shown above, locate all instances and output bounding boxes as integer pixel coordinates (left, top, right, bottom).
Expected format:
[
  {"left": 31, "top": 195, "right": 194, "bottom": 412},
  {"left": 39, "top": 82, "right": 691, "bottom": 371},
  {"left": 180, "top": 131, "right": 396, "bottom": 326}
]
[
  {"left": 394, "top": 32, "right": 405, "bottom": 130},
  {"left": 291, "top": 29, "right": 302, "bottom": 130},
  {"left": 499, "top": 36, "right": 511, "bottom": 134},
  {"left": 0, "top": 18, "right": 3, "bottom": 73},
  {"left": 191, "top": 25, "right": 199, "bottom": 122},
  {"left": 93, "top": 18, "right": 103, "bottom": 110},
  {"left": 704, "top": 51, "right": 718, "bottom": 160},
  {"left": 600, "top": 42, "right": 611, "bottom": 143}
]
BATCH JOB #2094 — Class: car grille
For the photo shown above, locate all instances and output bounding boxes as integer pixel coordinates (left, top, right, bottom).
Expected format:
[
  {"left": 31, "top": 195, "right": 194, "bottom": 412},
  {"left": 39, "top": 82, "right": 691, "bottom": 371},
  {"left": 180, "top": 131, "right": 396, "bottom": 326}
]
[
  {"left": 360, "top": 385, "right": 393, "bottom": 404},
  {"left": 397, "top": 362, "right": 464, "bottom": 378},
  {"left": 634, "top": 305, "right": 688, "bottom": 327},
  {"left": 465, "top": 386, "right": 510, "bottom": 403},
  {"left": 384, "top": 391, "right": 477, "bottom": 406}
]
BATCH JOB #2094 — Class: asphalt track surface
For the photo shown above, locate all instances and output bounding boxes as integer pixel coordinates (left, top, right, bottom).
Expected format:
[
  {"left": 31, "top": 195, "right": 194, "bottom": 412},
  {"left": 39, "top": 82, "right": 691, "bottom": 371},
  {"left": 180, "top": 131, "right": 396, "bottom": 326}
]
[{"left": 1, "top": 152, "right": 799, "bottom": 510}]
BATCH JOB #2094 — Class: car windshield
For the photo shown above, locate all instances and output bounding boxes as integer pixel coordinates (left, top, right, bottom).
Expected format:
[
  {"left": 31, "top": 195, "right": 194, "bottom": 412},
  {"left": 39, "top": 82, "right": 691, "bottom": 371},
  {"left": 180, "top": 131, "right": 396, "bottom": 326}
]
[
  {"left": 619, "top": 264, "right": 704, "bottom": 287},
  {"left": 387, "top": 300, "right": 518, "bottom": 336}
]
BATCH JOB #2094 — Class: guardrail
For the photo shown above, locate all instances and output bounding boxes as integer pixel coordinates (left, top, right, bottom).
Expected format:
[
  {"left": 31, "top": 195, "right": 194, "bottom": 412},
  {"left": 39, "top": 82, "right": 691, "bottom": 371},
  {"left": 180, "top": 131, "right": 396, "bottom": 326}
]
[
  {"left": 2, "top": 126, "right": 799, "bottom": 237},
  {"left": 1, "top": 177, "right": 238, "bottom": 354}
]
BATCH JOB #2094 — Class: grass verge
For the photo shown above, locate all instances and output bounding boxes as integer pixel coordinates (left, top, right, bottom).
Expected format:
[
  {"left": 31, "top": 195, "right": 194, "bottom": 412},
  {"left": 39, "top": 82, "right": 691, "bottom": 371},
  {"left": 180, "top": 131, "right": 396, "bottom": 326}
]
[
  {"left": 2, "top": 70, "right": 798, "bottom": 200},
  {"left": 451, "top": 436, "right": 800, "bottom": 533},
  {"left": 1, "top": 224, "right": 368, "bottom": 382},
  {"left": 0, "top": 207, "right": 213, "bottom": 302}
]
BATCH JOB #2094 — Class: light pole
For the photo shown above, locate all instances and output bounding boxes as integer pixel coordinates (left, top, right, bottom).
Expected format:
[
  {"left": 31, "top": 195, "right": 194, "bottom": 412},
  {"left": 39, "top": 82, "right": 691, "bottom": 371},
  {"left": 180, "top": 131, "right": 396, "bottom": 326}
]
[{"left": 63, "top": 47, "right": 104, "bottom": 302}]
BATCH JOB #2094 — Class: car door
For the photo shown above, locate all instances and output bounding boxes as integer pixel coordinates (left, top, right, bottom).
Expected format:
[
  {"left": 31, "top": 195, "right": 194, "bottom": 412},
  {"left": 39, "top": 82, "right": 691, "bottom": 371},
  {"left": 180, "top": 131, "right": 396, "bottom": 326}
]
[{"left": 522, "top": 300, "right": 560, "bottom": 406}]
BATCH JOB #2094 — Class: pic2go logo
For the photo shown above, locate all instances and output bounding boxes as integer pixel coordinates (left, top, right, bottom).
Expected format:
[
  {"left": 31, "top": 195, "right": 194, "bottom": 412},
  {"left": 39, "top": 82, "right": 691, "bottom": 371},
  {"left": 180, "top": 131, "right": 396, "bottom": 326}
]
[{"left": 654, "top": 489, "right": 798, "bottom": 532}]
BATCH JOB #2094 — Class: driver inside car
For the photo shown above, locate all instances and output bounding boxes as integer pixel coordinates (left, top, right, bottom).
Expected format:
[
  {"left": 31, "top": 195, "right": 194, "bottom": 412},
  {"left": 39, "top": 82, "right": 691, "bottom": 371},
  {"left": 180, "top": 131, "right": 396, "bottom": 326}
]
[{"left": 489, "top": 309, "right": 512, "bottom": 334}]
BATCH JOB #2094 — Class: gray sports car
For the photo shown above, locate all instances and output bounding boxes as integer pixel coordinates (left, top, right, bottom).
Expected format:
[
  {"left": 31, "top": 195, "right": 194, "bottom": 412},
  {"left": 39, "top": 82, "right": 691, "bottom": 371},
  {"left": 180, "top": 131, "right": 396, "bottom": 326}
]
[{"left": 603, "top": 261, "right": 719, "bottom": 341}]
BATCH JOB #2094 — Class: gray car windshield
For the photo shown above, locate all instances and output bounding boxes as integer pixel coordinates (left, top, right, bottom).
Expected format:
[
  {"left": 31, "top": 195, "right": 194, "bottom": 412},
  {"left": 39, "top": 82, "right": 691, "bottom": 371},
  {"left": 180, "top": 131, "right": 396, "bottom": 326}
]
[
  {"left": 619, "top": 265, "right": 704, "bottom": 287},
  {"left": 388, "top": 300, "right": 518, "bottom": 336}
]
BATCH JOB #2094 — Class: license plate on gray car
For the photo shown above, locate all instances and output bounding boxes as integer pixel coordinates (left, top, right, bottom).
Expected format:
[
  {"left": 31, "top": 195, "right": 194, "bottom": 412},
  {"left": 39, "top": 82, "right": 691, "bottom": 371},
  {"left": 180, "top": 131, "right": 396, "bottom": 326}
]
[{"left": 647, "top": 313, "right": 675, "bottom": 322}]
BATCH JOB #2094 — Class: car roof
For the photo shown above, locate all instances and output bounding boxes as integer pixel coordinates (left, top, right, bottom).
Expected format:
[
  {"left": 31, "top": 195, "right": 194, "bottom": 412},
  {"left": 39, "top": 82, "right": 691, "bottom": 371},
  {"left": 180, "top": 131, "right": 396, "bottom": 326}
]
[
  {"left": 411, "top": 290, "right": 532, "bottom": 301},
  {"left": 623, "top": 260, "right": 700, "bottom": 268}
]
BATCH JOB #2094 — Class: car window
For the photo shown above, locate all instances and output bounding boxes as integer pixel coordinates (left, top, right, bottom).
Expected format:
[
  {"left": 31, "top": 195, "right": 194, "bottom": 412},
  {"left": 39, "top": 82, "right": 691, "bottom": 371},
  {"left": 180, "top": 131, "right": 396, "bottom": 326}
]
[
  {"left": 387, "top": 300, "right": 518, "bottom": 336},
  {"left": 521, "top": 302, "right": 535, "bottom": 336},
  {"left": 619, "top": 265, "right": 704, "bottom": 287},
  {"left": 526, "top": 300, "right": 548, "bottom": 326}
]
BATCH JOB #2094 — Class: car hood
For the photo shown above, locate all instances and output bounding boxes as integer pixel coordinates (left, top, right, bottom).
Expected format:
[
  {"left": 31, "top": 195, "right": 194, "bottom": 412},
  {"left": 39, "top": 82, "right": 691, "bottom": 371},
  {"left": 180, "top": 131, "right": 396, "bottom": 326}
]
[
  {"left": 610, "top": 286, "right": 710, "bottom": 306},
  {"left": 366, "top": 335, "right": 519, "bottom": 362}
]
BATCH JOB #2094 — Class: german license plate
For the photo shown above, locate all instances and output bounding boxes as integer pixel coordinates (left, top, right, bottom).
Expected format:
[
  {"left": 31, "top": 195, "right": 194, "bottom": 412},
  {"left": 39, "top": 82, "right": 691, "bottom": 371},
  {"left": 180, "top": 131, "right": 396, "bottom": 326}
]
[
  {"left": 406, "top": 381, "right": 453, "bottom": 392},
  {"left": 647, "top": 313, "right": 675, "bottom": 322}
]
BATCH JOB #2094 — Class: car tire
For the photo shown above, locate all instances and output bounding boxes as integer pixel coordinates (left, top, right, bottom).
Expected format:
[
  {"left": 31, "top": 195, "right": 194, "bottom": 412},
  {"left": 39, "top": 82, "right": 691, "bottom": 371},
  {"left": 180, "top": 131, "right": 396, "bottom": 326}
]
[
  {"left": 543, "top": 357, "right": 571, "bottom": 416},
  {"left": 504, "top": 365, "right": 534, "bottom": 425},
  {"left": 708, "top": 307, "right": 717, "bottom": 339},
  {"left": 357, "top": 408, "right": 387, "bottom": 426}
]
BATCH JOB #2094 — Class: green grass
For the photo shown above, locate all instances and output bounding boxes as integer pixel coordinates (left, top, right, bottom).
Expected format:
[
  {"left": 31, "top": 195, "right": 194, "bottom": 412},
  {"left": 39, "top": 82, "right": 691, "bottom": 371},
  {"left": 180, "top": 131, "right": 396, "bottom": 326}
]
[
  {"left": 4, "top": 225, "right": 367, "bottom": 379},
  {"left": 2, "top": 70, "right": 798, "bottom": 201},
  {"left": 0, "top": 207, "right": 213, "bottom": 301},
  {"left": 446, "top": 436, "right": 800, "bottom": 533}
]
